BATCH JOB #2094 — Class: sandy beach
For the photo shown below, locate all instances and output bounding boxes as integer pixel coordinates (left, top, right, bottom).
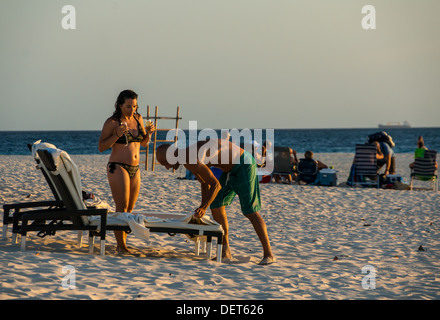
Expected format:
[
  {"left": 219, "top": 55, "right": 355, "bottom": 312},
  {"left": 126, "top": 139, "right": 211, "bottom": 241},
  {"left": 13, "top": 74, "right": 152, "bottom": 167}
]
[{"left": 1, "top": 152, "right": 439, "bottom": 300}]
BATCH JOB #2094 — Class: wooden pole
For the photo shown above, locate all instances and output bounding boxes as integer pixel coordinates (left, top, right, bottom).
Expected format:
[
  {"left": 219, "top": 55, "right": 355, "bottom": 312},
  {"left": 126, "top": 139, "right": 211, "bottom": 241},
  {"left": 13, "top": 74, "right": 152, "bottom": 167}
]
[
  {"left": 152, "top": 106, "right": 159, "bottom": 171},
  {"left": 175, "top": 106, "right": 180, "bottom": 144},
  {"left": 145, "top": 105, "right": 150, "bottom": 170}
]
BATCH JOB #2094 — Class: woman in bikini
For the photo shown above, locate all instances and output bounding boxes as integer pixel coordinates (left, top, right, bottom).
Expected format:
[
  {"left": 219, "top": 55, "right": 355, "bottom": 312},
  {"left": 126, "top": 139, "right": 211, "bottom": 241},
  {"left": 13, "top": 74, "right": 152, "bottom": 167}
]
[{"left": 98, "top": 89, "right": 155, "bottom": 253}]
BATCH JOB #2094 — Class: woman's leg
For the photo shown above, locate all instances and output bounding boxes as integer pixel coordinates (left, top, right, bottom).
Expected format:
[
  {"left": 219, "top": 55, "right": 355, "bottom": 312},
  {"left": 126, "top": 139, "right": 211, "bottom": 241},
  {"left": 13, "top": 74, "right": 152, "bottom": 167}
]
[
  {"left": 107, "top": 164, "right": 131, "bottom": 252},
  {"left": 127, "top": 168, "right": 141, "bottom": 213}
]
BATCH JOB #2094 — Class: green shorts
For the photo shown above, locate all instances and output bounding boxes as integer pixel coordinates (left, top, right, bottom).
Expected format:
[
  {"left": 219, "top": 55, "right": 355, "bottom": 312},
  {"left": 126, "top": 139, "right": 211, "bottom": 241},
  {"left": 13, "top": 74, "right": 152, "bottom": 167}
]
[{"left": 210, "top": 151, "right": 262, "bottom": 215}]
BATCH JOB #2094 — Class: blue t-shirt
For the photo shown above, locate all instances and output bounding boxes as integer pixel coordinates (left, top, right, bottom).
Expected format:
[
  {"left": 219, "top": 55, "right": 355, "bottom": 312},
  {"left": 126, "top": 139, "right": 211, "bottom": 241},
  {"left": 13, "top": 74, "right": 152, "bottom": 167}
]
[{"left": 379, "top": 142, "right": 394, "bottom": 157}]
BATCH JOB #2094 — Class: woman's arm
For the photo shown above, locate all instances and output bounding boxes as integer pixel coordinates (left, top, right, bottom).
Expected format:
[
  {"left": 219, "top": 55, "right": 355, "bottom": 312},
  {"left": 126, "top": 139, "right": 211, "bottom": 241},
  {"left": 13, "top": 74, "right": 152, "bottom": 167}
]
[
  {"left": 98, "top": 118, "right": 124, "bottom": 152},
  {"left": 137, "top": 114, "right": 155, "bottom": 148}
]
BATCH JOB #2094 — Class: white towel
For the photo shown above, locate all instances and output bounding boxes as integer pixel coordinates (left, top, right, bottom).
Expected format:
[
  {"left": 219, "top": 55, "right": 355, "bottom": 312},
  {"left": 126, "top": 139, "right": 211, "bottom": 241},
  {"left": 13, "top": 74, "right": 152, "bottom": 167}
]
[
  {"left": 108, "top": 212, "right": 152, "bottom": 241},
  {"left": 88, "top": 212, "right": 166, "bottom": 242},
  {"left": 31, "top": 140, "right": 57, "bottom": 159},
  {"left": 84, "top": 196, "right": 113, "bottom": 211}
]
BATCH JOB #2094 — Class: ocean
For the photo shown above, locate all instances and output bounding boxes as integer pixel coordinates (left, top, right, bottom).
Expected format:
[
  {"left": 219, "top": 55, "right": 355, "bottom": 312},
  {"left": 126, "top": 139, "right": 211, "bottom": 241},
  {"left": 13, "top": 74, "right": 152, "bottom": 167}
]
[{"left": 1, "top": 128, "right": 439, "bottom": 155}]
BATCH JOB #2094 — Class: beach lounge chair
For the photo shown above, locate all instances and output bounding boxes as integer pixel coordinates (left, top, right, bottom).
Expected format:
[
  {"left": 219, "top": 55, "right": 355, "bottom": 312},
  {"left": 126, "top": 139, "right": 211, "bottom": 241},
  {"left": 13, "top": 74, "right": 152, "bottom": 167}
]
[
  {"left": 9, "top": 143, "right": 224, "bottom": 261},
  {"left": 271, "top": 146, "right": 293, "bottom": 181},
  {"left": 409, "top": 149, "right": 438, "bottom": 191},
  {"left": 2, "top": 142, "right": 64, "bottom": 240},
  {"left": 348, "top": 144, "right": 380, "bottom": 188},
  {"left": 297, "top": 158, "right": 319, "bottom": 184},
  {"left": 3, "top": 141, "right": 102, "bottom": 241}
]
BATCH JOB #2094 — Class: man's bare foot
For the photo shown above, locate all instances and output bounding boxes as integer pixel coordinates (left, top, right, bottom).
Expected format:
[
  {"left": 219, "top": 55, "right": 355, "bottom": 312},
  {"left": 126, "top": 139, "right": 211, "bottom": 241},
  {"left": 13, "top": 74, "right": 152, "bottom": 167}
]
[
  {"left": 221, "top": 247, "right": 232, "bottom": 260},
  {"left": 258, "top": 256, "right": 276, "bottom": 265}
]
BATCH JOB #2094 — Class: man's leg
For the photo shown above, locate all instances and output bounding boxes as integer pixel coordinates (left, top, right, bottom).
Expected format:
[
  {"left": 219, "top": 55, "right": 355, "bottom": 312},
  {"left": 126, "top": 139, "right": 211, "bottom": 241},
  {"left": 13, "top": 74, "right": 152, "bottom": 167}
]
[
  {"left": 210, "top": 206, "right": 232, "bottom": 260},
  {"left": 390, "top": 156, "right": 396, "bottom": 174},
  {"left": 245, "top": 212, "right": 275, "bottom": 265}
]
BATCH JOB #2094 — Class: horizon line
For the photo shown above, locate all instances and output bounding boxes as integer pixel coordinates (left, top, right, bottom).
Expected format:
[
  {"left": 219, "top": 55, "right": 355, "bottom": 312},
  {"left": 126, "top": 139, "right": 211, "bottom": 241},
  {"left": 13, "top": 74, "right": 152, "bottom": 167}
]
[{"left": 1, "top": 126, "right": 440, "bottom": 132}]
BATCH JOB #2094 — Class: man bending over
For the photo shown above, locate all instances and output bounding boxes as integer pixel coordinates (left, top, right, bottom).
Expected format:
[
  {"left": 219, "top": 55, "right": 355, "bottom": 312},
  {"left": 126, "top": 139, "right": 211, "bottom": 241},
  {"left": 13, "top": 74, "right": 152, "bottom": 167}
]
[{"left": 156, "top": 139, "right": 275, "bottom": 265}]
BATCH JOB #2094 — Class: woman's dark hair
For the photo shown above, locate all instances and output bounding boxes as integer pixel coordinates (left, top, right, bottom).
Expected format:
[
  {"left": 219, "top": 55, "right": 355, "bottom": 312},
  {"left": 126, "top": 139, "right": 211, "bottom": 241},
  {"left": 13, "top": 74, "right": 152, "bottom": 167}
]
[
  {"left": 111, "top": 89, "right": 138, "bottom": 120},
  {"left": 417, "top": 136, "right": 425, "bottom": 149}
]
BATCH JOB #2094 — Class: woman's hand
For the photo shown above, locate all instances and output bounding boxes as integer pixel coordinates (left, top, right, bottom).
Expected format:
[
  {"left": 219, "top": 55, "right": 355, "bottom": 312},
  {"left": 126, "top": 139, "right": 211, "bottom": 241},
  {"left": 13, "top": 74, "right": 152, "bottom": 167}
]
[
  {"left": 146, "top": 121, "right": 155, "bottom": 134},
  {"left": 116, "top": 122, "right": 129, "bottom": 137}
]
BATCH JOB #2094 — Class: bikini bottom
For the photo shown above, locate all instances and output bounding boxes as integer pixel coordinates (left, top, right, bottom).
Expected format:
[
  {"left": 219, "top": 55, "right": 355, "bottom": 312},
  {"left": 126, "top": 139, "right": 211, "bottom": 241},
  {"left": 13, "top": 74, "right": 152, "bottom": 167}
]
[{"left": 108, "top": 162, "right": 139, "bottom": 179}]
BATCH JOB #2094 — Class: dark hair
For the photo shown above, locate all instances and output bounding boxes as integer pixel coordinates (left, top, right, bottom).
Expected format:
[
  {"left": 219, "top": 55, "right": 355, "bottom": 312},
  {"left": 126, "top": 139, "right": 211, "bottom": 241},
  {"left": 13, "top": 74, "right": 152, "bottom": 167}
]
[
  {"left": 111, "top": 89, "right": 138, "bottom": 120},
  {"left": 417, "top": 136, "right": 425, "bottom": 149},
  {"left": 304, "top": 150, "right": 313, "bottom": 159}
]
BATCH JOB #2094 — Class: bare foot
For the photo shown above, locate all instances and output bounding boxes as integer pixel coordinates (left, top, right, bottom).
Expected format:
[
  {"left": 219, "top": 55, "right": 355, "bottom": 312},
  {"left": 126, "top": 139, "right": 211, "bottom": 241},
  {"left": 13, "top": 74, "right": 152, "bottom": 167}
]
[
  {"left": 258, "top": 256, "right": 276, "bottom": 265},
  {"left": 221, "top": 247, "right": 232, "bottom": 260},
  {"left": 116, "top": 246, "right": 132, "bottom": 255}
]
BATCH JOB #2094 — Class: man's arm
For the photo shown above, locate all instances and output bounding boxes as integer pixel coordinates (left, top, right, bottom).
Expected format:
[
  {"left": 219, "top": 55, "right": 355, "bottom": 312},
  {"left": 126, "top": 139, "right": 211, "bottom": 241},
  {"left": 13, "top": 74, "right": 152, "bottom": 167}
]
[
  {"left": 184, "top": 162, "right": 222, "bottom": 218},
  {"left": 317, "top": 160, "right": 328, "bottom": 170},
  {"left": 381, "top": 143, "right": 392, "bottom": 176},
  {"left": 384, "top": 154, "right": 391, "bottom": 176}
]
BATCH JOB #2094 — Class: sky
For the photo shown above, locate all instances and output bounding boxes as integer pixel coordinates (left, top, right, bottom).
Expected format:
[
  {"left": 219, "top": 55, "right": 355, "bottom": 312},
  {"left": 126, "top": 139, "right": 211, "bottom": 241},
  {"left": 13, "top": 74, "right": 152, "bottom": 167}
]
[{"left": 1, "top": 0, "right": 439, "bottom": 130}]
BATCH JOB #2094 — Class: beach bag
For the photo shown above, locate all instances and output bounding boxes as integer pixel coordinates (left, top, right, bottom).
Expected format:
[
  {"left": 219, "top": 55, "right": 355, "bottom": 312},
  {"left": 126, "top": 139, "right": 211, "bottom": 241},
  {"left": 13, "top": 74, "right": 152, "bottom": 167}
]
[{"left": 368, "top": 131, "right": 395, "bottom": 148}]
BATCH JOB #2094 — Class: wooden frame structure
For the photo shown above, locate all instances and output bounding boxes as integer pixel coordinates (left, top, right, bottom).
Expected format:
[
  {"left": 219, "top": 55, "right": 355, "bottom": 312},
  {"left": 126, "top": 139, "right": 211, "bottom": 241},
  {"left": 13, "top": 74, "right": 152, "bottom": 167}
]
[{"left": 142, "top": 105, "right": 182, "bottom": 171}]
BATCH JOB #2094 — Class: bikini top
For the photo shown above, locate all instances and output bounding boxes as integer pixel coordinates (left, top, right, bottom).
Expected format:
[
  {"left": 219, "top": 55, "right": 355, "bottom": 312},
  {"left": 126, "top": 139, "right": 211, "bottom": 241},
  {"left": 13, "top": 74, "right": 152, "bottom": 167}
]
[{"left": 115, "top": 116, "right": 145, "bottom": 144}]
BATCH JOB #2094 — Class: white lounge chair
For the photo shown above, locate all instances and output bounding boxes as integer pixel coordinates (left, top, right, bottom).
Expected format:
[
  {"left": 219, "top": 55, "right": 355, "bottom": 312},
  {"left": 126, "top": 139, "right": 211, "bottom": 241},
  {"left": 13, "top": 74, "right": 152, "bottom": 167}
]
[{"left": 10, "top": 142, "right": 224, "bottom": 262}]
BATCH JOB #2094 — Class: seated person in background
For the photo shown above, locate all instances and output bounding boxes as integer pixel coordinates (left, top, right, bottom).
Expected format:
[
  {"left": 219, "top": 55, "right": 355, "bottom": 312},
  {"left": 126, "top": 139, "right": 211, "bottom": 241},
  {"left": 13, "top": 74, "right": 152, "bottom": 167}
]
[
  {"left": 296, "top": 151, "right": 328, "bottom": 184},
  {"left": 274, "top": 147, "right": 298, "bottom": 184},
  {"left": 305, "top": 150, "right": 327, "bottom": 170},
  {"left": 409, "top": 136, "right": 438, "bottom": 169}
]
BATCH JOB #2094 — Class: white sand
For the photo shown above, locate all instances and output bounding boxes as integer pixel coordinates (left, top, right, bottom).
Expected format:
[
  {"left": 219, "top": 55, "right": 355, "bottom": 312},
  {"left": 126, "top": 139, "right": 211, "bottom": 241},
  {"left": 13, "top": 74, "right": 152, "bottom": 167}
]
[{"left": 1, "top": 153, "right": 439, "bottom": 300}]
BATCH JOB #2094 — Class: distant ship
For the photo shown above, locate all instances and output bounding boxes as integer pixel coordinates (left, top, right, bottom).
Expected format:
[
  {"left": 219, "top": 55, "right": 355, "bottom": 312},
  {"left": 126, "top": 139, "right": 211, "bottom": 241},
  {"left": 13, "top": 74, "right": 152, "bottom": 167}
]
[{"left": 378, "top": 121, "right": 411, "bottom": 129}]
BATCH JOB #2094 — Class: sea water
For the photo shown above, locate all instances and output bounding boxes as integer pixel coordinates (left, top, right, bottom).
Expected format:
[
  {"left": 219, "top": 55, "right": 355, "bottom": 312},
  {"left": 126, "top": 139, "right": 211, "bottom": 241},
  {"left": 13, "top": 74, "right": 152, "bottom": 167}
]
[{"left": 0, "top": 127, "right": 439, "bottom": 155}]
